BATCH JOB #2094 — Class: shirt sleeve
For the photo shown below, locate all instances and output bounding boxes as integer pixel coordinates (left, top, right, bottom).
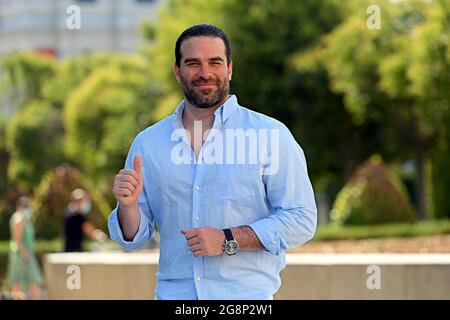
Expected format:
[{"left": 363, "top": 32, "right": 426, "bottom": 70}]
[
  {"left": 250, "top": 124, "right": 317, "bottom": 256},
  {"left": 107, "top": 134, "right": 155, "bottom": 251}
]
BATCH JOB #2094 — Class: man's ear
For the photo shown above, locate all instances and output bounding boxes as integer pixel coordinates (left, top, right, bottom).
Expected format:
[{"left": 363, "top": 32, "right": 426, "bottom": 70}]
[
  {"left": 228, "top": 62, "right": 233, "bottom": 81},
  {"left": 173, "top": 64, "right": 181, "bottom": 83}
]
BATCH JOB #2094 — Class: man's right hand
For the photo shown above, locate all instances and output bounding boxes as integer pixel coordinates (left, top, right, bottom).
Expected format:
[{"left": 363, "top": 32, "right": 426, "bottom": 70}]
[{"left": 113, "top": 155, "right": 143, "bottom": 208}]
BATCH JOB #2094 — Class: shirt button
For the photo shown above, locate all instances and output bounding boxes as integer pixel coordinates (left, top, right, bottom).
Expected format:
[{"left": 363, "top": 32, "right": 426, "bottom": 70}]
[
  {"left": 196, "top": 277, "right": 201, "bottom": 282},
  {"left": 195, "top": 216, "right": 199, "bottom": 220},
  {"left": 195, "top": 185, "right": 200, "bottom": 191}
]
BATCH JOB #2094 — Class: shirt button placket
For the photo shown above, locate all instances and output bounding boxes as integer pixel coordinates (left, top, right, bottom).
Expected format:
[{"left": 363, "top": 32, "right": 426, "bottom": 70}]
[{"left": 192, "top": 166, "right": 205, "bottom": 299}]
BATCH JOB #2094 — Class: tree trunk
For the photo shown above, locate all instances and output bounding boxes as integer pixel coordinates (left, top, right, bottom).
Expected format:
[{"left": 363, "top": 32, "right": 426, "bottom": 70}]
[{"left": 415, "top": 143, "right": 427, "bottom": 220}]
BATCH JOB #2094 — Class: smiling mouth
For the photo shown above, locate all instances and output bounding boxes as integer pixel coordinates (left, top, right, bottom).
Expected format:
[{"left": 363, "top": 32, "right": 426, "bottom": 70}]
[{"left": 195, "top": 83, "right": 216, "bottom": 88}]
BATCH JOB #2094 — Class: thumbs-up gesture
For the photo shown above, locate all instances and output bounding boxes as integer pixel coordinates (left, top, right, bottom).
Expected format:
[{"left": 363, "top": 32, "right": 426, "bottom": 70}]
[{"left": 113, "top": 155, "right": 143, "bottom": 208}]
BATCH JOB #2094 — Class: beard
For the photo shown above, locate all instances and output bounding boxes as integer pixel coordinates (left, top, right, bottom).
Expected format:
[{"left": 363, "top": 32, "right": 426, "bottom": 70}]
[{"left": 181, "top": 75, "right": 230, "bottom": 109}]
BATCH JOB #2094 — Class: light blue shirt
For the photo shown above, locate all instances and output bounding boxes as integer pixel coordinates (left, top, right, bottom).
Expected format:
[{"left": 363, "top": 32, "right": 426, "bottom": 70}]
[{"left": 108, "top": 95, "right": 317, "bottom": 300}]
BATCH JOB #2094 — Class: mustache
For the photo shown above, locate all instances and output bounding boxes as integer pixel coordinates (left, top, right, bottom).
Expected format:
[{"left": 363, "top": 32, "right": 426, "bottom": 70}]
[{"left": 192, "top": 78, "right": 218, "bottom": 86}]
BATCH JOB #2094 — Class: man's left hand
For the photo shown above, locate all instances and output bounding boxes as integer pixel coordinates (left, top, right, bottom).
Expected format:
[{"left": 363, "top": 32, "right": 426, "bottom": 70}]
[{"left": 181, "top": 227, "right": 225, "bottom": 257}]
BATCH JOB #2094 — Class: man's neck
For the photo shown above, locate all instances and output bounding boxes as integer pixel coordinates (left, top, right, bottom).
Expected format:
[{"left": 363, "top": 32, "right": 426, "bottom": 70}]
[{"left": 182, "top": 95, "right": 230, "bottom": 129}]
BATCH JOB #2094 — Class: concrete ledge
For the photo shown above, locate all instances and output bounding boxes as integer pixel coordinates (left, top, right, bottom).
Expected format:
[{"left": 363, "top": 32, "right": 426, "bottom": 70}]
[
  {"left": 278, "top": 254, "right": 450, "bottom": 299},
  {"left": 43, "top": 252, "right": 450, "bottom": 299},
  {"left": 44, "top": 251, "right": 159, "bottom": 300},
  {"left": 286, "top": 253, "right": 450, "bottom": 265}
]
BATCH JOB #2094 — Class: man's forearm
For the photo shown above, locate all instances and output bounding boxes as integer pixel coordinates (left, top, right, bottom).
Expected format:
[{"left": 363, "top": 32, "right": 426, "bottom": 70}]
[
  {"left": 230, "top": 226, "right": 266, "bottom": 251},
  {"left": 117, "top": 204, "right": 141, "bottom": 241}
]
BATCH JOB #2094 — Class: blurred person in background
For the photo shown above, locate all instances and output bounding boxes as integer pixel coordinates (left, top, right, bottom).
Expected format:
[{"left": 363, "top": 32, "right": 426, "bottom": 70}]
[
  {"left": 6, "top": 196, "right": 43, "bottom": 300},
  {"left": 63, "top": 188, "right": 107, "bottom": 252}
]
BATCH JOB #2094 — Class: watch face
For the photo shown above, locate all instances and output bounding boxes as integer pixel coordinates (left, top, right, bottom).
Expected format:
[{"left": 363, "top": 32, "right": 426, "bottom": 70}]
[{"left": 224, "top": 240, "right": 239, "bottom": 255}]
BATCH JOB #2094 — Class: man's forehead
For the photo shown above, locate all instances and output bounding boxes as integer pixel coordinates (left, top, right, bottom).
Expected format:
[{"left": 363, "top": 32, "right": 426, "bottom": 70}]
[{"left": 180, "top": 36, "right": 226, "bottom": 58}]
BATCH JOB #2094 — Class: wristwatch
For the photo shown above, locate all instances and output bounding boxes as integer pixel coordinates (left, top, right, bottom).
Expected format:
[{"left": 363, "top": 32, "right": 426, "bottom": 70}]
[{"left": 222, "top": 228, "right": 239, "bottom": 255}]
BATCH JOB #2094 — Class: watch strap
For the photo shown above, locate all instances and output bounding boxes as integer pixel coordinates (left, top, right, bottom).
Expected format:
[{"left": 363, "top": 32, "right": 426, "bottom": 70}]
[{"left": 223, "top": 228, "right": 234, "bottom": 241}]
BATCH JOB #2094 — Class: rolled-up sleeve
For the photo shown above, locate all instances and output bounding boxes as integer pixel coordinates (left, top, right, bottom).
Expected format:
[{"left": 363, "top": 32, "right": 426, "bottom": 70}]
[
  {"left": 107, "top": 134, "right": 154, "bottom": 251},
  {"left": 250, "top": 124, "right": 317, "bottom": 256},
  {"left": 108, "top": 205, "right": 153, "bottom": 251}
]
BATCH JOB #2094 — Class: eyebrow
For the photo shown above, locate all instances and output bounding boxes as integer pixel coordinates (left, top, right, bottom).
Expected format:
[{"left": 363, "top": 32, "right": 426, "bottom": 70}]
[
  {"left": 209, "top": 57, "right": 224, "bottom": 62},
  {"left": 183, "top": 57, "right": 225, "bottom": 64}
]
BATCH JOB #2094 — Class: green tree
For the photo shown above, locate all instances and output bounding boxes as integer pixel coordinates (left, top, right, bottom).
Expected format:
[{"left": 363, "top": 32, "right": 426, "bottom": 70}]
[
  {"left": 0, "top": 116, "right": 9, "bottom": 198},
  {"left": 1, "top": 53, "right": 60, "bottom": 191},
  {"left": 6, "top": 100, "right": 64, "bottom": 190},
  {"left": 407, "top": 0, "right": 450, "bottom": 218},
  {"left": 296, "top": 0, "right": 450, "bottom": 219},
  {"left": 1, "top": 52, "right": 55, "bottom": 106},
  {"left": 1, "top": 52, "right": 159, "bottom": 196},
  {"left": 43, "top": 53, "right": 142, "bottom": 108},
  {"left": 63, "top": 55, "right": 159, "bottom": 189}
]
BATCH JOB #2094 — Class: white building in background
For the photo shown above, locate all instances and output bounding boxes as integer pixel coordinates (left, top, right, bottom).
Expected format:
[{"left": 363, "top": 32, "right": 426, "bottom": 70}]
[
  {"left": 0, "top": 0, "right": 162, "bottom": 58},
  {"left": 0, "top": 0, "right": 163, "bottom": 116}
]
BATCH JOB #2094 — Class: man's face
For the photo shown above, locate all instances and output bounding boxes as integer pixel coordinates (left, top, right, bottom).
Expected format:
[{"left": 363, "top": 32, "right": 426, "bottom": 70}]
[{"left": 174, "top": 36, "right": 232, "bottom": 109}]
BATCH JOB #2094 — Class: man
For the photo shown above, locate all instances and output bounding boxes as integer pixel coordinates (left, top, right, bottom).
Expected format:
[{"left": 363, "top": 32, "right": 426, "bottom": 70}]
[
  {"left": 108, "top": 24, "right": 317, "bottom": 300},
  {"left": 63, "top": 188, "right": 107, "bottom": 252}
]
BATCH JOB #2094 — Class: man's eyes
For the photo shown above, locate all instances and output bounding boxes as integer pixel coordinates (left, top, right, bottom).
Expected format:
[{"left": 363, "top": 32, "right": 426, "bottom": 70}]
[{"left": 185, "top": 62, "right": 223, "bottom": 66}]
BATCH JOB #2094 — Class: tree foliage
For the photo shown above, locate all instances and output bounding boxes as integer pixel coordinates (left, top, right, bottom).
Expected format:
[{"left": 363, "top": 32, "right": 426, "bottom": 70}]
[
  {"left": 296, "top": 0, "right": 450, "bottom": 218},
  {"left": 6, "top": 100, "right": 64, "bottom": 190},
  {"left": 62, "top": 55, "right": 159, "bottom": 187}
]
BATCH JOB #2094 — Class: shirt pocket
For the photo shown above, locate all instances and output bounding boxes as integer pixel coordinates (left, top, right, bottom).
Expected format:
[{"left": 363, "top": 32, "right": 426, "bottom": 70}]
[{"left": 215, "top": 163, "right": 262, "bottom": 207}]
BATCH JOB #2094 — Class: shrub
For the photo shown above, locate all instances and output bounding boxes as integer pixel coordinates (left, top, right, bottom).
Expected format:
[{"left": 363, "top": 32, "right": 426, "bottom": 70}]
[{"left": 331, "top": 155, "right": 415, "bottom": 225}]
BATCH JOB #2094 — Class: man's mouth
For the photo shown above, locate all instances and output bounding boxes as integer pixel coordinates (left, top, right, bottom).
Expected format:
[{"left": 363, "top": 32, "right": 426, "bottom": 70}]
[{"left": 194, "top": 81, "right": 216, "bottom": 88}]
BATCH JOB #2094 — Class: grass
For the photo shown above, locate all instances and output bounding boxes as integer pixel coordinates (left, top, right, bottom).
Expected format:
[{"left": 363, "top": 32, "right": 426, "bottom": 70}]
[{"left": 313, "top": 219, "right": 450, "bottom": 241}]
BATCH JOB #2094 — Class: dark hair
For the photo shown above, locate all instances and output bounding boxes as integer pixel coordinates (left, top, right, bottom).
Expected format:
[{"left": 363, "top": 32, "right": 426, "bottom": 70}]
[{"left": 175, "top": 24, "right": 232, "bottom": 67}]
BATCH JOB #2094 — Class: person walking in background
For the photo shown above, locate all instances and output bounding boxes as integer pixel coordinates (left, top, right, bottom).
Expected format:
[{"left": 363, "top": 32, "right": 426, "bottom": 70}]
[
  {"left": 63, "top": 188, "right": 107, "bottom": 252},
  {"left": 6, "top": 196, "right": 43, "bottom": 300}
]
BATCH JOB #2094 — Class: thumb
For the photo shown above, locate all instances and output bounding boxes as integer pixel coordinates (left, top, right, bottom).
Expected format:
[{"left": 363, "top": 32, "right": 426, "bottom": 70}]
[
  {"left": 181, "top": 229, "right": 188, "bottom": 235},
  {"left": 133, "top": 155, "right": 142, "bottom": 175}
]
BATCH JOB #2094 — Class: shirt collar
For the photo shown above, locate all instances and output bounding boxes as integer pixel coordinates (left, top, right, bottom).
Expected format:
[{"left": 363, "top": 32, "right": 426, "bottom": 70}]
[
  {"left": 214, "top": 95, "right": 239, "bottom": 123},
  {"left": 172, "top": 100, "right": 186, "bottom": 129},
  {"left": 172, "top": 94, "right": 239, "bottom": 128}
]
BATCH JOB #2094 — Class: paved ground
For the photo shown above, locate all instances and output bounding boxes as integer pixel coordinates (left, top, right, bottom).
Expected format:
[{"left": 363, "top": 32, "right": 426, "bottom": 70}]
[{"left": 289, "top": 234, "right": 450, "bottom": 253}]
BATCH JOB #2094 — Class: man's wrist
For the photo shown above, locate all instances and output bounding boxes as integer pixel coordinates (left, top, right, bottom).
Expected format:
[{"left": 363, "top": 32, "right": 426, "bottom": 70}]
[
  {"left": 118, "top": 202, "right": 138, "bottom": 214},
  {"left": 228, "top": 226, "right": 265, "bottom": 251},
  {"left": 117, "top": 203, "right": 140, "bottom": 241},
  {"left": 222, "top": 228, "right": 239, "bottom": 255}
]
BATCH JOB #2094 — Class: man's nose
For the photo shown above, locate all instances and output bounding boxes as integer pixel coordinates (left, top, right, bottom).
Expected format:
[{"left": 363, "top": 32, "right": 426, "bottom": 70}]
[{"left": 198, "top": 64, "right": 212, "bottom": 78}]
